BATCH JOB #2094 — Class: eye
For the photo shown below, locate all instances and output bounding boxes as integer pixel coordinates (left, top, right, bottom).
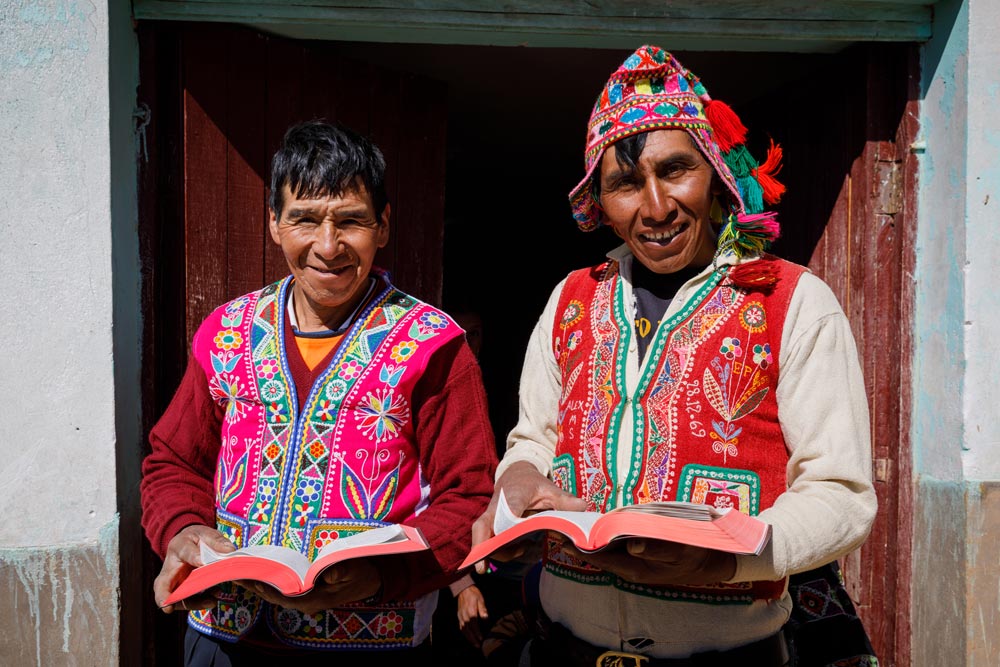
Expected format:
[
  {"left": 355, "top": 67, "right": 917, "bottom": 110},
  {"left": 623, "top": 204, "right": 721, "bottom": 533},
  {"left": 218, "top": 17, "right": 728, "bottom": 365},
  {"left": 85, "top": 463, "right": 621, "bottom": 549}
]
[{"left": 606, "top": 174, "right": 639, "bottom": 192}]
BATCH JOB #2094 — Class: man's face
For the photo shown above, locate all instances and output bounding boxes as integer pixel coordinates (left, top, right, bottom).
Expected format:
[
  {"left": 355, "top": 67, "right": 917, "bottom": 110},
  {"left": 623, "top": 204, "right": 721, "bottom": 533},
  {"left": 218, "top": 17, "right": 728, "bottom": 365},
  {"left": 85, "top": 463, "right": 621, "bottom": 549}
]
[
  {"left": 268, "top": 181, "right": 389, "bottom": 327},
  {"left": 598, "top": 129, "right": 720, "bottom": 274}
]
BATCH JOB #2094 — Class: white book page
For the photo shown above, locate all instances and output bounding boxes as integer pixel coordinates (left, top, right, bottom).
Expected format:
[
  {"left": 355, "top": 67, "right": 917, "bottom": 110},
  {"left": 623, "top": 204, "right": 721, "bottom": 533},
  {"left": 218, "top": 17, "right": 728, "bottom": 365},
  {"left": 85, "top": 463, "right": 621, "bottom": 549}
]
[
  {"left": 494, "top": 490, "right": 602, "bottom": 536},
  {"left": 313, "top": 524, "right": 407, "bottom": 560},
  {"left": 199, "top": 543, "right": 311, "bottom": 579},
  {"left": 610, "top": 501, "right": 719, "bottom": 521}
]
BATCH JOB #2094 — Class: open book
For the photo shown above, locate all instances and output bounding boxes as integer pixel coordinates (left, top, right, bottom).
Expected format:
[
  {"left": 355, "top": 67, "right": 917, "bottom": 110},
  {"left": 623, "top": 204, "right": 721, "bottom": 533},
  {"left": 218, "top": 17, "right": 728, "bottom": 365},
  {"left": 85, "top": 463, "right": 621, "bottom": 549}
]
[
  {"left": 163, "top": 524, "right": 429, "bottom": 606},
  {"left": 460, "top": 492, "right": 770, "bottom": 570}
]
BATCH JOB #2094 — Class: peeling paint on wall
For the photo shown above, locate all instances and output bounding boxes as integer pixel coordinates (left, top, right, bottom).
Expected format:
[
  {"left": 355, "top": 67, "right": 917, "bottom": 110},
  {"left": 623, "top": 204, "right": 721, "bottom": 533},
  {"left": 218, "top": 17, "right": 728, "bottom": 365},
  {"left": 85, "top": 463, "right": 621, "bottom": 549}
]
[
  {"left": 0, "top": 517, "right": 119, "bottom": 667},
  {"left": 3, "top": 1, "right": 95, "bottom": 71}
]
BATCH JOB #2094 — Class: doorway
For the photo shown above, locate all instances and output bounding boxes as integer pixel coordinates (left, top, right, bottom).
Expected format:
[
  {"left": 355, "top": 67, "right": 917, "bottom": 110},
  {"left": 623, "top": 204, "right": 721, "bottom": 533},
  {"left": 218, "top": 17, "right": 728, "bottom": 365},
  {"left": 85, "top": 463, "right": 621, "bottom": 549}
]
[{"left": 137, "top": 24, "right": 914, "bottom": 664}]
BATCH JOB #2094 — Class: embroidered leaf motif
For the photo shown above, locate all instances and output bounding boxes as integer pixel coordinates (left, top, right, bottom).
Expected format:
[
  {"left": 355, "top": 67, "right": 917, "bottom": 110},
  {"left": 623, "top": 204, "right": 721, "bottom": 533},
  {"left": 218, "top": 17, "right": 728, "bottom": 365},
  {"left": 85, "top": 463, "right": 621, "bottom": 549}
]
[
  {"left": 732, "top": 388, "right": 769, "bottom": 421},
  {"left": 407, "top": 320, "right": 436, "bottom": 342},
  {"left": 340, "top": 462, "right": 371, "bottom": 520},
  {"left": 702, "top": 367, "right": 730, "bottom": 420},
  {"left": 221, "top": 309, "right": 244, "bottom": 329},
  {"left": 379, "top": 363, "right": 405, "bottom": 388},
  {"left": 211, "top": 351, "right": 242, "bottom": 374},
  {"left": 369, "top": 467, "right": 400, "bottom": 521}
]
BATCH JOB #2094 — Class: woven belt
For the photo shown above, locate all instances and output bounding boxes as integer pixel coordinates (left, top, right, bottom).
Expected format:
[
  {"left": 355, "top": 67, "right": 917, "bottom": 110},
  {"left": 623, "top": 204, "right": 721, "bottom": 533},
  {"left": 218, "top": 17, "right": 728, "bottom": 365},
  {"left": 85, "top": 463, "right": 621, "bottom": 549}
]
[{"left": 532, "top": 618, "right": 788, "bottom": 667}]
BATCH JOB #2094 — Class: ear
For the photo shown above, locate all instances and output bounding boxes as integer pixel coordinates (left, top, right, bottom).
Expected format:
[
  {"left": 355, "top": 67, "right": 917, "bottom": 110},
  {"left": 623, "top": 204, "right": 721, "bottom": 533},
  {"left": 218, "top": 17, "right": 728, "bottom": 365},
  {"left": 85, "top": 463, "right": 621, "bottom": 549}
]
[
  {"left": 376, "top": 203, "right": 391, "bottom": 249},
  {"left": 268, "top": 208, "right": 281, "bottom": 245},
  {"left": 710, "top": 174, "right": 725, "bottom": 197}
]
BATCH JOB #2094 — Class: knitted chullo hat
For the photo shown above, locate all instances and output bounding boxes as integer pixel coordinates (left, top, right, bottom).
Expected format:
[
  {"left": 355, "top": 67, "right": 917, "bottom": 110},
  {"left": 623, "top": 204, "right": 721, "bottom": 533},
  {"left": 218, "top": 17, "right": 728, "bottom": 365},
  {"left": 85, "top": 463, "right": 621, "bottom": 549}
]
[{"left": 569, "top": 45, "right": 785, "bottom": 260}]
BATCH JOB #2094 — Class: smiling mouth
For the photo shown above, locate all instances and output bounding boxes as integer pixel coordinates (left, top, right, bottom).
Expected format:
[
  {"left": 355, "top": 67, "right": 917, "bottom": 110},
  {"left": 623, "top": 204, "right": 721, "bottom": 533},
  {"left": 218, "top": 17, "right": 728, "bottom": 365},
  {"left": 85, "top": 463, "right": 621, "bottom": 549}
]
[
  {"left": 307, "top": 265, "right": 351, "bottom": 276},
  {"left": 639, "top": 222, "right": 688, "bottom": 244}
]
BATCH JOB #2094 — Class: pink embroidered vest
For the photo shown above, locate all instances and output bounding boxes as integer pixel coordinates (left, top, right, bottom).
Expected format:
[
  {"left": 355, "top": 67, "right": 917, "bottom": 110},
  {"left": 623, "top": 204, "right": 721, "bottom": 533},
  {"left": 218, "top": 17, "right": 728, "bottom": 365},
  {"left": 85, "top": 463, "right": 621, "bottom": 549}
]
[
  {"left": 188, "top": 273, "right": 462, "bottom": 649},
  {"left": 549, "top": 256, "right": 805, "bottom": 603}
]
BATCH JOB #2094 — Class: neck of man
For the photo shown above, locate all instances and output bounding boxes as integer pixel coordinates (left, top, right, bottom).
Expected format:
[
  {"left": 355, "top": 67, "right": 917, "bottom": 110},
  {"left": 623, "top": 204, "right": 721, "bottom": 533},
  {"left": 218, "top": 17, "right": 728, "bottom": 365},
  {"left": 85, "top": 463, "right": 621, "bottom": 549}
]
[
  {"left": 631, "top": 259, "right": 707, "bottom": 299},
  {"left": 290, "top": 279, "right": 374, "bottom": 334}
]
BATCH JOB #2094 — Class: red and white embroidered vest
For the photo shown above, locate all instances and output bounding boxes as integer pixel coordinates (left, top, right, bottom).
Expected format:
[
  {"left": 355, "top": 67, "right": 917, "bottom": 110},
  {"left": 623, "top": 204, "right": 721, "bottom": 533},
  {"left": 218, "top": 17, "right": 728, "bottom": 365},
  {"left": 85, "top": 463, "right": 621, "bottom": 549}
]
[
  {"left": 188, "top": 272, "right": 462, "bottom": 648},
  {"left": 549, "top": 256, "right": 805, "bottom": 603}
]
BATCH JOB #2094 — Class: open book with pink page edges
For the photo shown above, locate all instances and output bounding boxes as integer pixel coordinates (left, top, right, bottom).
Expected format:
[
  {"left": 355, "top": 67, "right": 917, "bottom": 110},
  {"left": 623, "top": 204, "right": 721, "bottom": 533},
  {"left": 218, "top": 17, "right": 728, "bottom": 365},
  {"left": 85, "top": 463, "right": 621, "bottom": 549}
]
[
  {"left": 163, "top": 523, "right": 429, "bottom": 606},
  {"left": 461, "top": 491, "right": 770, "bottom": 570}
]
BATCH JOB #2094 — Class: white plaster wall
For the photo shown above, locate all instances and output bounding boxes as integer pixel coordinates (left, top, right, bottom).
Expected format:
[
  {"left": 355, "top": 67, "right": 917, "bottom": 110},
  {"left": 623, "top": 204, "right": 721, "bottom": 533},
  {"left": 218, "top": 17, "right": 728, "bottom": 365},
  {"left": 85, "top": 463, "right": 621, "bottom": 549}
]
[
  {"left": 962, "top": 0, "right": 1000, "bottom": 480},
  {"left": 0, "top": 0, "right": 117, "bottom": 546},
  {"left": 914, "top": 0, "right": 969, "bottom": 480}
]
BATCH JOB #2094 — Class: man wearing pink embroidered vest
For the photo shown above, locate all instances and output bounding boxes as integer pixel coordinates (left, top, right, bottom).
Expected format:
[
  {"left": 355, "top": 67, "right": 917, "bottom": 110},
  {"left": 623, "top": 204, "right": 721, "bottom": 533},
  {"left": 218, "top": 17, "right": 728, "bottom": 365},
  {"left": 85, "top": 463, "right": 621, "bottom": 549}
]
[
  {"left": 141, "top": 121, "right": 498, "bottom": 664},
  {"left": 471, "top": 46, "right": 877, "bottom": 666}
]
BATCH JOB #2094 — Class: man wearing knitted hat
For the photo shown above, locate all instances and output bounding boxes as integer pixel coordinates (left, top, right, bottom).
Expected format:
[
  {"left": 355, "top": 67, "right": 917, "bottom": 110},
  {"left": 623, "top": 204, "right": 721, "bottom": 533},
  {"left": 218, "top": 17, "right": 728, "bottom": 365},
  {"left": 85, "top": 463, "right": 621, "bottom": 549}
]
[{"left": 471, "top": 46, "right": 878, "bottom": 665}]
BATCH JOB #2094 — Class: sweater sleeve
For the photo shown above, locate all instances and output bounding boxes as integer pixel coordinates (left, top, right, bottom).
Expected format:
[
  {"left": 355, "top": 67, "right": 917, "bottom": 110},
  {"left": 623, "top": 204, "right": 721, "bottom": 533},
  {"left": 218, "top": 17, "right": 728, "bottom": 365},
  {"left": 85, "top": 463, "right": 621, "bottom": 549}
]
[
  {"left": 377, "top": 337, "right": 499, "bottom": 602},
  {"left": 495, "top": 278, "right": 567, "bottom": 479},
  {"left": 730, "top": 272, "right": 877, "bottom": 583},
  {"left": 140, "top": 353, "right": 223, "bottom": 559}
]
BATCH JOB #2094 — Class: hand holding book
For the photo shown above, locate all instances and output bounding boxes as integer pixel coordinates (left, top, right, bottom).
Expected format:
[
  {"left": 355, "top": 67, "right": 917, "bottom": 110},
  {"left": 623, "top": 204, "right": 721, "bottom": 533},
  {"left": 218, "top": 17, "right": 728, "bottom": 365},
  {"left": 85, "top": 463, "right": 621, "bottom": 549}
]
[
  {"left": 462, "top": 490, "right": 771, "bottom": 581},
  {"left": 162, "top": 523, "right": 430, "bottom": 610}
]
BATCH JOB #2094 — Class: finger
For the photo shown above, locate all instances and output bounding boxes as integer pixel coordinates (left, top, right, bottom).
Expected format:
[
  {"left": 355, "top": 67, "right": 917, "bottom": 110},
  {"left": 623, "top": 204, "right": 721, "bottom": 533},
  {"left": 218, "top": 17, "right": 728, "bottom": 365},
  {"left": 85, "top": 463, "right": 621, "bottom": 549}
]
[
  {"left": 544, "top": 490, "right": 588, "bottom": 512},
  {"left": 320, "top": 565, "right": 347, "bottom": 586},
  {"left": 202, "top": 531, "right": 238, "bottom": 554},
  {"left": 625, "top": 538, "right": 684, "bottom": 562}
]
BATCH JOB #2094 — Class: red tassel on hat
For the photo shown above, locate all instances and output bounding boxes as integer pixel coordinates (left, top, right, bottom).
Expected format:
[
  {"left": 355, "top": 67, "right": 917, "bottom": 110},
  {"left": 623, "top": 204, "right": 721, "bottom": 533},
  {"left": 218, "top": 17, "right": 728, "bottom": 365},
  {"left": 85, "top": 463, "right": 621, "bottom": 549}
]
[
  {"left": 753, "top": 139, "right": 786, "bottom": 205},
  {"left": 727, "top": 260, "right": 780, "bottom": 293},
  {"left": 705, "top": 98, "right": 747, "bottom": 153}
]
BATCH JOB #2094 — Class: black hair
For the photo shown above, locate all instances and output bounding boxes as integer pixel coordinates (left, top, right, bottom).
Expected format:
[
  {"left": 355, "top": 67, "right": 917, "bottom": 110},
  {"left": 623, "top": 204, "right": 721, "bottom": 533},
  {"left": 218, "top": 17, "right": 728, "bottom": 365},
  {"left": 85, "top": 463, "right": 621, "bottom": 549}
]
[
  {"left": 590, "top": 132, "right": 648, "bottom": 201},
  {"left": 590, "top": 131, "right": 727, "bottom": 212},
  {"left": 269, "top": 120, "right": 388, "bottom": 217}
]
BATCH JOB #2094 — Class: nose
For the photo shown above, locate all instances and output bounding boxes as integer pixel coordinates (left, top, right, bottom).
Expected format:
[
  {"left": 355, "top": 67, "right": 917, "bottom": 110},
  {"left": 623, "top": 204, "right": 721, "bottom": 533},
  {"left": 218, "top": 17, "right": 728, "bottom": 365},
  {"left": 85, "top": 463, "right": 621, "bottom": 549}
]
[
  {"left": 639, "top": 178, "right": 676, "bottom": 225},
  {"left": 313, "top": 222, "right": 342, "bottom": 259}
]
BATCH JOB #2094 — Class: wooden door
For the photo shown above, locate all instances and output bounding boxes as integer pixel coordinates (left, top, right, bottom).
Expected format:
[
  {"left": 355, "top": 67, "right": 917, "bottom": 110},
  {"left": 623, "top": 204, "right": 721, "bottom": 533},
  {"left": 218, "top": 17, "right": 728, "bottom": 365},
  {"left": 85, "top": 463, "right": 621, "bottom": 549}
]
[
  {"left": 747, "top": 43, "right": 917, "bottom": 666},
  {"left": 135, "top": 21, "right": 447, "bottom": 665}
]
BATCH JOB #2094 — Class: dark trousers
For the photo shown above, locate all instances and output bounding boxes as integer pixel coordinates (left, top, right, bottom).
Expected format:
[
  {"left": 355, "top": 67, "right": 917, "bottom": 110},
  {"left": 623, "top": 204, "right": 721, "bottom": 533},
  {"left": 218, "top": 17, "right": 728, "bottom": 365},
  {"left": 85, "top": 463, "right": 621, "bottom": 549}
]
[
  {"left": 184, "top": 626, "right": 431, "bottom": 667},
  {"left": 527, "top": 616, "right": 788, "bottom": 667}
]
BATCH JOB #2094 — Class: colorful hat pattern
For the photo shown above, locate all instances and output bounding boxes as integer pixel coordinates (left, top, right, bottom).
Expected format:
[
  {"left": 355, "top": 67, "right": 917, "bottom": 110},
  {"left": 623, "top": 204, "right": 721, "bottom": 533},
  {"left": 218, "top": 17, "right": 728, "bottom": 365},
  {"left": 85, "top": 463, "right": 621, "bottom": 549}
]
[{"left": 568, "top": 45, "right": 785, "bottom": 259}]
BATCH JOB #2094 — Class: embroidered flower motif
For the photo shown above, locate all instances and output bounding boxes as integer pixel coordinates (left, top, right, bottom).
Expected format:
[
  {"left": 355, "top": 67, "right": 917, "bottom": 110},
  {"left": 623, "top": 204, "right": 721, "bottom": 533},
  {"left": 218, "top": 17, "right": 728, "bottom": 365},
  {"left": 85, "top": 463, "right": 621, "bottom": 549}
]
[
  {"left": 276, "top": 608, "right": 302, "bottom": 633},
  {"left": 325, "top": 379, "right": 348, "bottom": 401},
  {"left": 315, "top": 400, "right": 335, "bottom": 422},
  {"left": 419, "top": 311, "right": 449, "bottom": 330},
  {"left": 297, "top": 479, "right": 322, "bottom": 503},
  {"left": 390, "top": 340, "right": 417, "bottom": 362},
  {"left": 267, "top": 402, "right": 288, "bottom": 423},
  {"left": 719, "top": 337, "right": 743, "bottom": 359},
  {"left": 560, "top": 300, "right": 584, "bottom": 329},
  {"left": 713, "top": 495, "right": 735, "bottom": 510},
  {"left": 752, "top": 343, "right": 772, "bottom": 368},
  {"left": 264, "top": 443, "right": 281, "bottom": 461},
  {"left": 307, "top": 440, "right": 326, "bottom": 460},
  {"left": 260, "top": 380, "right": 285, "bottom": 402},
  {"left": 378, "top": 611, "right": 404, "bottom": 637},
  {"left": 567, "top": 330, "right": 582, "bottom": 351},
  {"left": 739, "top": 302, "right": 767, "bottom": 333},
  {"left": 225, "top": 296, "right": 251, "bottom": 315},
  {"left": 234, "top": 608, "right": 253, "bottom": 631},
  {"left": 214, "top": 328, "right": 243, "bottom": 350},
  {"left": 293, "top": 502, "right": 312, "bottom": 527},
  {"left": 339, "top": 360, "right": 364, "bottom": 380},
  {"left": 251, "top": 500, "right": 270, "bottom": 522},
  {"left": 313, "top": 529, "right": 337, "bottom": 551},
  {"left": 258, "top": 478, "right": 277, "bottom": 502},
  {"left": 355, "top": 388, "right": 410, "bottom": 442},
  {"left": 257, "top": 358, "right": 280, "bottom": 380},
  {"left": 210, "top": 375, "right": 248, "bottom": 420},
  {"left": 303, "top": 613, "right": 323, "bottom": 636}
]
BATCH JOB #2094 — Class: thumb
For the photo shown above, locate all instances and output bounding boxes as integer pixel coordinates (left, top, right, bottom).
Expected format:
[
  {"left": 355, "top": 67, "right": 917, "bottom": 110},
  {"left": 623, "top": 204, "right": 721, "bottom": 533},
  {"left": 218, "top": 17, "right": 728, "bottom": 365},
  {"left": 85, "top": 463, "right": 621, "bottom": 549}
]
[
  {"left": 206, "top": 533, "right": 237, "bottom": 553},
  {"left": 321, "top": 565, "right": 346, "bottom": 585},
  {"left": 553, "top": 491, "right": 588, "bottom": 511}
]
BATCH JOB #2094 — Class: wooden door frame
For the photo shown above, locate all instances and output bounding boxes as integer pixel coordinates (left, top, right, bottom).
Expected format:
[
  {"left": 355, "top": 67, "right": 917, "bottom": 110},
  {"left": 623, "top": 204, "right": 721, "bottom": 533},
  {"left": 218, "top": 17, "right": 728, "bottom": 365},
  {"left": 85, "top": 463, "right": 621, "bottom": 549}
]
[{"left": 134, "top": 18, "right": 917, "bottom": 666}]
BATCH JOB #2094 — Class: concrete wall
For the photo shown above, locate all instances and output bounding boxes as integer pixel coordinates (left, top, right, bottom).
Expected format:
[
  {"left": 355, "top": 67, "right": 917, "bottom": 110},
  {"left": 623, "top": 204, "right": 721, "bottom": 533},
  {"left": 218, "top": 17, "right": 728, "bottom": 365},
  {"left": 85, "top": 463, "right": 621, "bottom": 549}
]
[
  {"left": 914, "top": 0, "right": 1000, "bottom": 664},
  {"left": 0, "top": 1, "right": 126, "bottom": 664}
]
